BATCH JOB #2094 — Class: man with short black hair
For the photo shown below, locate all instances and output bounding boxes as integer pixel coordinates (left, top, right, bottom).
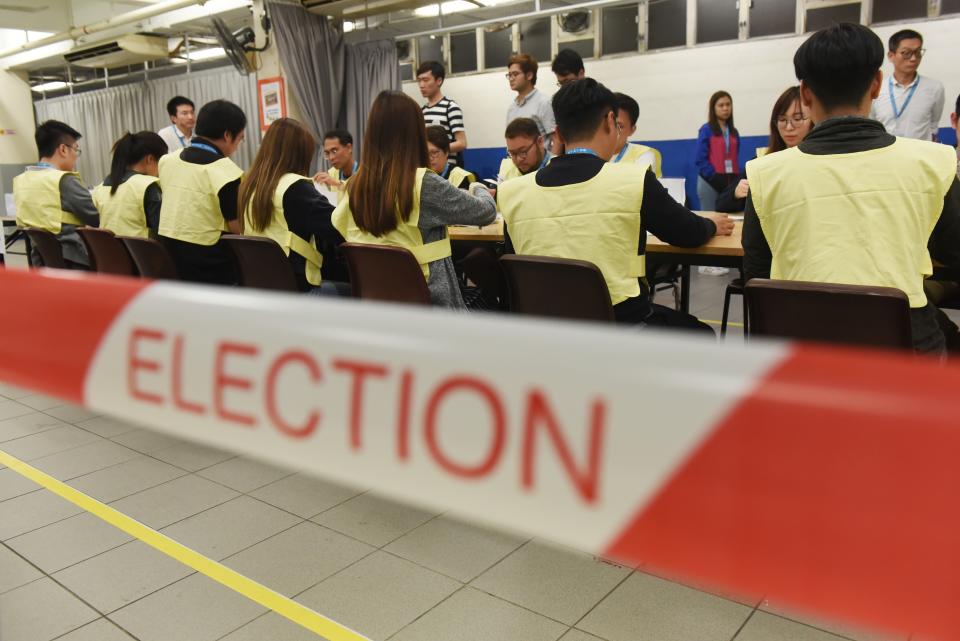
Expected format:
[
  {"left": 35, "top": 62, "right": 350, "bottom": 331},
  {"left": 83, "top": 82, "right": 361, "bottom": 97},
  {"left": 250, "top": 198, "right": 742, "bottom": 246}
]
[
  {"left": 744, "top": 23, "right": 960, "bottom": 355},
  {"left": 611, "top": 92, "right": 662, "bottom": 178},
  {"left": 158, "top": 99, "right": 246, "bottom": 284},
  {"left": 158, "top": 96, "right": 195, "bottom": 152},
  {"left": 498, "top": 79, "right": 731, "bottom": 331},
  {"left": 315, "top": 129, "right": 356, "bottom": 190},
  {"left": 417, "top": 61, "right": 467, "bottom": 166},
  {"left": 870, "top": 29, "right": 945, "bottom": 141},
  {"left": 499, "top": 117, "right": 550, "bottom": 181},
  {"left": 551, "top": 48, "right": 585, "bottom": 87},
  {"left": 13, "top": 119, "right": 100, "bottom": 267},
  {"left": 506, "top": 54, "right": 555, "bottom": 152}
]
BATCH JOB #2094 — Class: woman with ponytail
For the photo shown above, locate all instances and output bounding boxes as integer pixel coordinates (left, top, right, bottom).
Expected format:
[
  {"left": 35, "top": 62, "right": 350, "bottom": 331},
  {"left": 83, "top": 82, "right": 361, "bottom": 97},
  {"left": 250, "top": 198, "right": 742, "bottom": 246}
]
[{"left": 92, "top": 131, "right": 168, "bottom": 237}]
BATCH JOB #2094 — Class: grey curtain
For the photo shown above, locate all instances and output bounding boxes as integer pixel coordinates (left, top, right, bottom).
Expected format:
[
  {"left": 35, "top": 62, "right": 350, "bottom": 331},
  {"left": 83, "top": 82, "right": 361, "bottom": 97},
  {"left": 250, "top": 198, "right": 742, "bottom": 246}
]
[
  {"left": 343, "top": 39, "right": 402, "bottom": 156},
  {"left": 34, "top": 66, "right": 262, "bottom": 186}
]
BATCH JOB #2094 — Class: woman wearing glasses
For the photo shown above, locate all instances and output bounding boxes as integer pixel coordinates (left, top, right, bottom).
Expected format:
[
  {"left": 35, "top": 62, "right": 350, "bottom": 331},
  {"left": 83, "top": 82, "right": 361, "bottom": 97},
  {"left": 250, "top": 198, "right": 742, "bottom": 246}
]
[
  {"left": 426, "top": 126, "right": 476, "bottom": 189},
  {"left": 716, "top": 86, "right": 812, "bottom": 213}
]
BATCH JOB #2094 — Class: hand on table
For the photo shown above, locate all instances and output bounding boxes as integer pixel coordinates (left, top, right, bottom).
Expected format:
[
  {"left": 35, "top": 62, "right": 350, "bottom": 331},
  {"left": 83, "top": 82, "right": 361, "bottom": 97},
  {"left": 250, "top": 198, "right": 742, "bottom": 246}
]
[{"left": 704, "top": 212, "right": 735, "bottom": 236}]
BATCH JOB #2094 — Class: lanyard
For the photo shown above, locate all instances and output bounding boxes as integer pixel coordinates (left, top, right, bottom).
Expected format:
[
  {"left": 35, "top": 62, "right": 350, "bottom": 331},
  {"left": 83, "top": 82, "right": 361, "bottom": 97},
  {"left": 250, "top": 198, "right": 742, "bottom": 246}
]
[
  {"left": 613, "top": 144, "right": 630, "bottom": 163},
  {"left": 350, "top": 160, "right": 358, "bottom": 176},
  {"left": 566, "top": 147, "right": 600, "bottom": 158},
  {"left": 889, "top": 76, "right": 920, "bottom": 119},
  {"left": 36, "top": 162, "right": 54, "bottom": 169},
  {"left": 440, "top": 163, "right": 451, "bottom": 179},
  {"left": 190, "top": 141, "right": 220, "bottom": 156},
  {"left": 721, "top": 127, "right": 730, "bottom": 154},
  {"left": 174, "top": 128, "right": 188, "bottom": 148},
  {"left": 539, "top": 153, "right": 551, "bottom": 170}
]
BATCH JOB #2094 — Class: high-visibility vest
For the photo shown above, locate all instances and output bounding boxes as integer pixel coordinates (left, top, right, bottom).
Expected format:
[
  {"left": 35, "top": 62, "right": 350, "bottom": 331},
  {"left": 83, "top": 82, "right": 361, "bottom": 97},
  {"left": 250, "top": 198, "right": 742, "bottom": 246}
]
[
  {"left": 331, "top": 168, "right": 451, "bottom": 279},
  {"left": 747, "top": 138, "right": 957, "bottom": 308},
  {"left": 446, "top": 165, "right": 476, "bottom": 187},
  {"left": 158, "top": 148, "right": 243, "bottom": 246},
  {"left": 92, "top": 173, "right": 158, "bottom": 238},
  {"left": 243, "top": 173, "right": 324, "bottom": 286},
  {"left": 614, "top": 143, "right": 663, "bottom": 178},
  {"left": 498, "top": 162, "right": 647, "bottom": 305},
  {"left": 13, "top": 169, "right": 85, "bottom": 233},
  {"left": 498, "top": 158, "right": 523, "bottom": 182}
]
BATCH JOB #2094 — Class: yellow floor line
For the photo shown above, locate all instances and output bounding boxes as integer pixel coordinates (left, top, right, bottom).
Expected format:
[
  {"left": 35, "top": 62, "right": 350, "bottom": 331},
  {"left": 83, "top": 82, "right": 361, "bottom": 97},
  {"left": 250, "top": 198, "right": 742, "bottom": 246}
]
[
  {"left": 701, "top": 319, "right": 745, "bottom": 328},
  {"left": 0, "top": 448, "right": 370, "bottom": 641}
]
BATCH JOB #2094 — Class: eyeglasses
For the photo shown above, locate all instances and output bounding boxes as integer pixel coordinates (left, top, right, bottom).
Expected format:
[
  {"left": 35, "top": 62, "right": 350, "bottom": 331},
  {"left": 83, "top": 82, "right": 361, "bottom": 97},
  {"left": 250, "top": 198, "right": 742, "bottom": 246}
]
[
  {"left": 65, "top": 144, "right": 81, "bottom": 156},
  {"left": 897, "top": 48, "right": 925, "bottom": 60},
  {"left": 322, "top": 148, "right": 341, "bottom": 157},
  {"left": 505, "top": 71, "right": 523, "bottom": 79},
  {"left": 507, "top": 140, "right": 537, "bottom": 160},
  {"left": 428, "top": 149, "right": 445, "bottom": 160},
  {"left": 776, "top": 114, "right": 809, "bottom": 128}
]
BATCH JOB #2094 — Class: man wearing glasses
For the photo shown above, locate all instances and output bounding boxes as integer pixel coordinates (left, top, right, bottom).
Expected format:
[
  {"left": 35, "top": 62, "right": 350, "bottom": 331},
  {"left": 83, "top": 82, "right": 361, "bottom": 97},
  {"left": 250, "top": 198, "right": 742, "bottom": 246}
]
[
  {"left": 870, "top": 29, "right": 945, "bottom": 141},
  {"left": 12, "top": 120, "right": 99, "bottom": 268},
  {"left": 498, "top": 118, "right": 551, "bottom": 182},
  {"left": 314, "top": 129, "right": 356, "bottom": 191},
  {"left": 505, "top": 54, "right": 556, "bottom": 153}
]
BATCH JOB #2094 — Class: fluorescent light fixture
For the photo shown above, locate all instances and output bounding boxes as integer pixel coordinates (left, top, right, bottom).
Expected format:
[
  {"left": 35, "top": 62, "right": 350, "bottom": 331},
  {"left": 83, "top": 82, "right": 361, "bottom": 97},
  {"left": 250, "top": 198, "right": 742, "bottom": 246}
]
[
  {"left": 30, "top": 81, "right": 70, "bottom": 93},
  {"left": 343, "top": 21, "right": 356, "bottom": 32},
  {"left": 184, "top": 47, "right": 226, "bottom": 61}
]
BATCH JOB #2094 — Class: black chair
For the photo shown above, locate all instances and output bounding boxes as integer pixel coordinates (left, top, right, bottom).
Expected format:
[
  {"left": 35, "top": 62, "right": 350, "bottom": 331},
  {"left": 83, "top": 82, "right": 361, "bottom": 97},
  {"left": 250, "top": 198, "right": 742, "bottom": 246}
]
[
  {"left": 720, "top": 274, "right": 747, "bottom": 338},
  {"left": 24, "top": 229, "right": 66, "bottom": 269},
  {"left": 76, "top": 228, "right": 135, "bottom": 276},
  {"left": 745, "top": 278, "right": 913, "bottom": 350},
  {"left": 119, "top": 236, "right": 178, "bottom": 280},
  {"left": 340, "top": 242, "right": 432, "bottom": 305},
  {"left": 220, "top": 235, "right": 299, "bottom": 292},
  {"left": 500, "top": 255, "right": 614, "bottom": 322}
]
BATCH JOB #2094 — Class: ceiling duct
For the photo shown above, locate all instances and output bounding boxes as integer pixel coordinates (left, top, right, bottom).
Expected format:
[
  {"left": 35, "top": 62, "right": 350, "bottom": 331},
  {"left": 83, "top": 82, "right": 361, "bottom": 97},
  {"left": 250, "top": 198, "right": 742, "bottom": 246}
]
[{"left": 64, "top": 34, "right": 170, "bottom": 68}]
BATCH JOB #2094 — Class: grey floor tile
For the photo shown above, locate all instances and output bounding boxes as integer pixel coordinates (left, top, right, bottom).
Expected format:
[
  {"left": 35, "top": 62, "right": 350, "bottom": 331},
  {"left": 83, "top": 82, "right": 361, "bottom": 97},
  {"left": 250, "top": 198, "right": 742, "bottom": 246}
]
[
  {"left": 760, "top": 605, "right": 904, "bottom": 641},
  {"left": 0, "top": 425, "right": 102, "bottom": 461},
  {"left": 472, "top": 539, "right": 631, "bottom": 625},
  {"left": 67, "top": 455, "right": 187, "bottom": 503},
  {"left": 56, "top": 618, "right": 137, "bottom": 641},
  {"left": 250, "top": 473, "right": 363, "bottom": 518},
  {"left": 385, "top": 514, "right": 526, "bottom": 582},
  {"left": 0, "top": 399, "right": 45, "bottom": 421},
  {"left": 108, "top": 474, "right": 239, "bottom": 529},
  {"left": 0, "top": 577, "right": 99, "bottom": 641},
  {"left": 735, "top": 612, "right": 855, "bottom": 641},
  {"left": 6, "top": 512, "right": 132, "bottom": 573},
  {"left": 53, "top": 540, "right": 193, "bottom": 613},
  {"left": 297, "top": 550, "right": 460, "bottom": 641},
  {"left": 311, "top": 492, "right": 439, "bottom": 547},
  {"left": 43, "top": 404, "right": 101, "bottom": 423},
  {"left": 111, "top": 573, "right": 265, "bottom": 641},
  {"left": 220, "top": 612, "right": 331, "bottom": 641},
  {"left": 150, "top": 441, "right": 235, "bottom": 472},
  {"left": 196, "top": 456, "right": 293, "bottom": 493},
  {"left": 0, "top": 411, "right": 67, "bottom": 442},
  {"left": 0, "top": 543, "right": 43, "bottom": 594},
  {"left": 577, "top": 573, "right": 753, "bottom": 641},
  {"left": 560, "top": 629, "right": 607, "bottom": 641},
  {"left": 0, "top": 467, "right": 41, "bottom": 501},
  {"left": 391, "top": 586, "right": 567, "bottom": 641},
  {"left": 0, "top": 383, "right": 33, "bottom": 400},
  {"left": 223, "top": 521, "right": 374, "bottom": 597},
  {"left": 0, "top": 488, "right": 83, "bottom": 540},
  {"left": 74, "top": 416, "right": 142, "bottom": 439},
  {"left": 160, "top": 495, "right": 301, "bottom": 560},
  {"left": 16, "top": 393, "right": 65, "bottom": 411},
  {"left": 110, "top": 428, "right": 188, "bottom": 454},
  {"left": 30, "top": 440, "right": 140, "bottom": 481}
]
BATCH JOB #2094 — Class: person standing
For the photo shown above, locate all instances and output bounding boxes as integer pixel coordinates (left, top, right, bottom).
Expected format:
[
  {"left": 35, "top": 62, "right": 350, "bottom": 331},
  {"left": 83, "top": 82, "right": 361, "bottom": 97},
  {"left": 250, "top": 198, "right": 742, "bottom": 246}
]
[
  {"left": 695, "top": 90, "right": 740, "bottom": 212},
  {"left": 157, "top": 96, "right": 195, "bottom": 153},
  {"left": 870, "top": 29, "right": 945, "bottom": 142},
  {"left": 506, "top": 54, "right": 556, "bottom": 153},
  {"left": 418, "top": 61, "right": 468, "bottom": 167},
  {"left": 551, "top": 48, "right": 585, "bottom": 87}
]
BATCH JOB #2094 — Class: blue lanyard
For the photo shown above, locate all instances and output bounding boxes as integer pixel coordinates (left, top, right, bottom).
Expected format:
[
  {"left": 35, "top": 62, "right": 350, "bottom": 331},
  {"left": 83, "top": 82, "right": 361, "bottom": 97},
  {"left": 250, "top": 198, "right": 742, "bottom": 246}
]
[
  {"left": 190, "top": 141, "right": 220, "bottom": 156},
  {"left": 721, "top": 127, "right": 730, "bottom": 154},
  {"left": 539, "top": 153, "right": 551, "bottom": 170},
  {"left": 566, "top": 147, "right": 600, "bottom": 158},
  {"left": 613, "top": 144, "right": 630, "bottom": 163},
  {"left": 174, "top": 128, "right": 187, "bottom": 148},
  {"left": 36, "top": 161, "right": 54, "bottom": 168},
  {"left": 350, "top": 160, "right": 358, "bottom": 176},
  {"left": 440, "top": 163, "right": 451, "bottom": 179},
  {"left": 889, "top": 76, "right": 920, "bottom": 119}
]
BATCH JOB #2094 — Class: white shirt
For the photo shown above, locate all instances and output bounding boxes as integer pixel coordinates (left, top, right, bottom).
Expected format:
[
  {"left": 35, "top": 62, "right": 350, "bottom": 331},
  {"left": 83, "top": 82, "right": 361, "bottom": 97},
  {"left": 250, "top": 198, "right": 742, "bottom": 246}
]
[
  {"left": 870, "top": 73, "right": 945, "bottom": 141},
  {"left": 157, "top": 124, "right": 193, "bottom": 153}
]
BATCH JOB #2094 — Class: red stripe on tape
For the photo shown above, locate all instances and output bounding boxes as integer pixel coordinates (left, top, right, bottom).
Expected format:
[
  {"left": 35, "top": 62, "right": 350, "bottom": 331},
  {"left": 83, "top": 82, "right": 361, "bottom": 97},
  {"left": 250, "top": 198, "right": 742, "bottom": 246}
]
[
  {"left": 604, "top": 344, "right": 960, "bottom": 640},
  {"left": 0, "top": 269, "right": 148, "bottom": 404}
]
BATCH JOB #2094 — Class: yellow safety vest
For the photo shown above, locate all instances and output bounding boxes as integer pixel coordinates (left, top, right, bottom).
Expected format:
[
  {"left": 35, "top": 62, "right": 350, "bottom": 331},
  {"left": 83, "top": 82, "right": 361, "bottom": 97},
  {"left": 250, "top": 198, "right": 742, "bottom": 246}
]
[
  {"left": 498, "top": 158, "right": 523, "bottom": 182},
  {"left": 498, "top": 163, "right": 647, "bottom": 305},
  {"left": 331, "top": 167, "right": 450, "bottom": 279},
  {"left": 755, "top": 147, "right": 769, "bottom": 158},
  {"left": 243, "top": 173, "right": 324, "bottom": 286},
  {"left": 447, "top": 166, "right": 476, "bottom": 188},
  {"left": 92, "top": 173, "right": 158, "bottom": 238},
  {"left": 12, "top": 169, "right": 85, "bottom": 233},
  {"left": 158, "top": 148, "right": 243, "bottom": 246},
  {"left": 747, "top": 138, "right": 957, "bottom": 308},
  {"left": 615, "top": 144, "right": 663, "bottom": 178}
]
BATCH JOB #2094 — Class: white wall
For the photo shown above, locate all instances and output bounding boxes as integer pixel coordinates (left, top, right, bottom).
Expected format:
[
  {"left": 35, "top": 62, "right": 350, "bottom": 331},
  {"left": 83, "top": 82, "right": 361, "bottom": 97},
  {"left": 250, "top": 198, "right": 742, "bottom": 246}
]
[
  {"left": 0, "top": 69, "right": 36, "bottom": 163},
  {"left": 403, "top": 16, "right": 960, "bottom": 149}
]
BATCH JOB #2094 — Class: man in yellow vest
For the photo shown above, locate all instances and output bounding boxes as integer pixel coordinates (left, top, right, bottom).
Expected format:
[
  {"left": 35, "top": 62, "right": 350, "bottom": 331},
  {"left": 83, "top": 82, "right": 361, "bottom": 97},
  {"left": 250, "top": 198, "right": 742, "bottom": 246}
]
[
  {"left": 158, "top": 99, "right": 246, "bottom": 284},
  {"left": 743, "top": 23, "right": 960, "bottom": 355},
  {"left": 498, "top": 118, "right": 551, "bottom": 183},
  {"left": 498, "top": 78, "right": 733, "bottom": 330},
  {"left": 611, "top": 92, "right": 663, "bottom": 178},
  {"left": 12, "top": 120, "right": 100, "bottom": 267}
]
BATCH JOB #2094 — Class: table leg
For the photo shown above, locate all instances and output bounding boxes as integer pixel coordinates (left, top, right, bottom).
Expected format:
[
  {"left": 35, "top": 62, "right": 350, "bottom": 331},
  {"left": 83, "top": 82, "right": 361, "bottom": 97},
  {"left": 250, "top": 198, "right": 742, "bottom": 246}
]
[{"left": 680, "top": 264, "right": 691, "bottom": 314}]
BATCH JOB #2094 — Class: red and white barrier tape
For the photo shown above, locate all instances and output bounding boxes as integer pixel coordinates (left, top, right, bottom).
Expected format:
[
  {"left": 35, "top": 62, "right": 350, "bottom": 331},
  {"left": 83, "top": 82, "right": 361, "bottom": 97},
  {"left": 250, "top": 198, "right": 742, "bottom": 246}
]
[{"left": 2, "top": 268, "right": 958, "bottom": 640}]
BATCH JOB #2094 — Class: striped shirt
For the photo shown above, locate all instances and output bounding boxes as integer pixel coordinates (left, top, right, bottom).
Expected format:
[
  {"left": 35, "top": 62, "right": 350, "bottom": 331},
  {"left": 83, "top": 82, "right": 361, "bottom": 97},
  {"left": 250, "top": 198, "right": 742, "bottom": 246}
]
[{"left": 422, "top": 96, "right": 465, "bottom": 165}]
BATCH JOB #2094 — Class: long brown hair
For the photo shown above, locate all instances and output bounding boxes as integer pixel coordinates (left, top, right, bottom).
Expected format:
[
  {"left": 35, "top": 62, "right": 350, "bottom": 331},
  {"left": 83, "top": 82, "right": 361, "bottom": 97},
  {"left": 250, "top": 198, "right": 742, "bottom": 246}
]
[
  {"left": 238, "top": 118, "right": 315, "bottom": 233},
  {"left": 707, "top": 90, "right": 734, "bottom": 134},
  {"left": 767, "top": 86, "right": 809, "bottom": 154},
  {"left": 347, "top": 91, "right": 429, "bottom": 236}
]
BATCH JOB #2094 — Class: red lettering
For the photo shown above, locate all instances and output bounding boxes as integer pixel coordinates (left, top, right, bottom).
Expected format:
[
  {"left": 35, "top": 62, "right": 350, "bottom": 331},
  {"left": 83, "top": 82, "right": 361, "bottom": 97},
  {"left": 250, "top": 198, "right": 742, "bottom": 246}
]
[
  {"left": 266, "top": 351, "right": 322, "bottom": 438},
  {"left": 425, "top": 376, "right": 505, "bottom": 478},
  {"left": 128, "top": 328, "right": 164, "bottom": 405},
  {"left": 214, "top": 341, "right": 259, "bottom": 426},
  {"left": 396, "top": 370, "right": 414, "bottom": 460},
  {"left": 173, "top": 334, "right": 206, "bottom": 415},
  {"left": 333, "top": 359, "right": 388, "bottom": 449},
  {"left": 521, "top": 390, "right": 606, "bottom": 504}
]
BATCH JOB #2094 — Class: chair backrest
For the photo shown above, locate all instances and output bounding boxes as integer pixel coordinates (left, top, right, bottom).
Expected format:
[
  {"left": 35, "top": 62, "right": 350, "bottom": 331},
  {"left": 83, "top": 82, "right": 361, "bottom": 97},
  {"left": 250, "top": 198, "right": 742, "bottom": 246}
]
[
  {"left": 340, "top": 242, "right": 432, "bottom": 305},
  {"left": 24, "top": 229, "right": 66, "bottom": 269},
  {"left": 500, "top": 254, "right": 615, "bottom": 322},
  {"left": 119, "top": 236, "right": 178, "bottom": 280},
  {"left": 745, "top": 278, "right": 913, "bottom": 350},
  {"left": 220, "top": 234, "right": 298, "bottom": 292},
  {"left": 76, "top": 228, "right": 135, "bottom": 276}
]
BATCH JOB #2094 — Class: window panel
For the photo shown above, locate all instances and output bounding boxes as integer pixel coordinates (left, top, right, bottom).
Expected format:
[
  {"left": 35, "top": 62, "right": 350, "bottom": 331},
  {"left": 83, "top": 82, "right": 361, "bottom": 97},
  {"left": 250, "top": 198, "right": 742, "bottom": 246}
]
[
  {"left": 417, "top": 35, "right": 443, "bottom": 66},
  {"left": 806, "top": 3, "right": 861, "bottom": 32},
  {"left": 484, "top": 26, "right": 514, "bottom": 69},
  {"left": 399, "top": 63, "right": 414, "bottom": 82},
  {"left": 602, "top": 4, "right": 639, "bottom": 55},
  {"left": 519, "top": 17, "right": 551, "bottom": 62},
  {"left": 563, "top": 38, "right": 595, "bottom": 61},
  {"left": 943, "top": 0, "right": 960, "bottom": 14},
  {"left": 648, "top": 0, "right": 686, "bottom": 50},
  {"left": 696, "top": 0, "right": 739, "bottom": 44},
  {"left": 872, "top": 0, "right": 926, "bottom": 23},
  {"left": 450, "top": 31, "right": 477, "bottom": 74},
  {"left": 750, "top": 0, "right": 796, "bottom": 38}
]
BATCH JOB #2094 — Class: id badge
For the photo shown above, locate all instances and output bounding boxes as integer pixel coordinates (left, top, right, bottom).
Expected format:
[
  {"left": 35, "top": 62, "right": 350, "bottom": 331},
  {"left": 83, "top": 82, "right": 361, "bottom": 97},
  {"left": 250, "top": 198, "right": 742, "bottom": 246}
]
[{"left": 724, "top": 159, "right": 734, "bottom": 173}]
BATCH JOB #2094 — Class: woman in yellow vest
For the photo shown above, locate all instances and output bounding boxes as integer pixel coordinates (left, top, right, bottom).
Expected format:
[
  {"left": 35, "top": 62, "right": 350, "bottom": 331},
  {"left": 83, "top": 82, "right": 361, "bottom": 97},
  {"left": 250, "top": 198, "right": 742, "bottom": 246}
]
[
  {"left": 611, "top": 92, "right": 663, "bottom": 178},
  {"left": 239, "top": 118, "right": 348, "bottom": 294},
  {"left": 426, "top": 125, "right": 476, "bottom": 189},
  {"left": 92, "top": 132, "right": 167, "bottom": 238},
  {"left": 332, "top": 91, "right": 497, "bottom": 309}
]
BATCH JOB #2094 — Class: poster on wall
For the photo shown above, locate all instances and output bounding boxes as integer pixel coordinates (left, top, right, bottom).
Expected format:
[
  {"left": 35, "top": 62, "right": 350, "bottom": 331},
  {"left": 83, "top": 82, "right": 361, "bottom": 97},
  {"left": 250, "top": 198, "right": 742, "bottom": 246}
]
[{"left": 258, "top": 76, "right": 286, "bottom": 132}]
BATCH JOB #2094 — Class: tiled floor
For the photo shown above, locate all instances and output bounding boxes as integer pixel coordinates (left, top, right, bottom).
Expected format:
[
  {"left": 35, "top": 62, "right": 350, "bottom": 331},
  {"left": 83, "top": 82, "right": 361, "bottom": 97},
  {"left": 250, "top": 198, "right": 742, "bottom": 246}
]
[{"left": 0, "top": 252, "right": 926, "bottom": 640}]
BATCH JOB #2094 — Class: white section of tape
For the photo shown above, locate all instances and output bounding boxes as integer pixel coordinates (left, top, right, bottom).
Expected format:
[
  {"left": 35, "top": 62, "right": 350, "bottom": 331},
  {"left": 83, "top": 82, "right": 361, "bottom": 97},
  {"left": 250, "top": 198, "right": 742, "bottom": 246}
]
[{"left": 85, "top": 283, "right": 789, "bottom": 552}]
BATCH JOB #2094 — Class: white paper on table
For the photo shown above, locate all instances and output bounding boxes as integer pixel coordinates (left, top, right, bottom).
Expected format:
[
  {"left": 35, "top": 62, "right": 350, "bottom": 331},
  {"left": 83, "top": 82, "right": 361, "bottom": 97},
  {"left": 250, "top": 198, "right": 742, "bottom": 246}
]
[{"left": 315, "top": 182, "right": 338, "bottom": 206}]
